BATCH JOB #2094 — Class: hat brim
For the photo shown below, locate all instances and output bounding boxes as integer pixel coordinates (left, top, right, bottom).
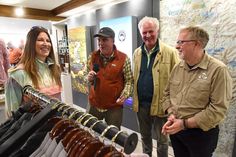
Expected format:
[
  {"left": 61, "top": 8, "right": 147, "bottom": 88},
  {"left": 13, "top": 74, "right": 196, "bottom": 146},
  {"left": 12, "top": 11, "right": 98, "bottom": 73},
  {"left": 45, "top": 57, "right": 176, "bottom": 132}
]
[{"left": 93, "top": 33, "right": 113, "bottom": 38}]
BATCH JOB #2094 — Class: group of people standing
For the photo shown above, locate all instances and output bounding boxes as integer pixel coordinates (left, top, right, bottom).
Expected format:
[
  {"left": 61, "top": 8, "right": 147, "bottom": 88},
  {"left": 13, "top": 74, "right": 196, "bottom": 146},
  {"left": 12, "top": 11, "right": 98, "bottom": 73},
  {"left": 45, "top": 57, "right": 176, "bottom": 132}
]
[
  {"left": 87, "top": 16, "right": 232, "bottom": 157},
  {"left": 7, "top": 40, "right": 24, "bottom": 67},
  {"left": 2, "top": 16, "right": 232, "bottom": 157},
  {"left": 0, "top": 39, "right": 24, "bottom": 89}
]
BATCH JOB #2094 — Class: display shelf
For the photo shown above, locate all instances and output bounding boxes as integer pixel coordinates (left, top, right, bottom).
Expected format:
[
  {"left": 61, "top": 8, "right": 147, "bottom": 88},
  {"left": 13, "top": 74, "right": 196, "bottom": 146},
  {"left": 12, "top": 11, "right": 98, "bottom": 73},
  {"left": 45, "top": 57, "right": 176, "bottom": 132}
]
[{"left": 58, "top": 36, "right": 70, "bottom": 73}]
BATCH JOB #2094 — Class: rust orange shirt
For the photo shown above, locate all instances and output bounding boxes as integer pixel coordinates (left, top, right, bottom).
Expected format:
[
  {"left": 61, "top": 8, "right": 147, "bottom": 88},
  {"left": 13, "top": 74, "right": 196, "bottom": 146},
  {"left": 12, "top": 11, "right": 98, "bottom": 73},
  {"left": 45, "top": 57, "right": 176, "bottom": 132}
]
[{"left": 9, "top": 48, "right": 22, "bottom": 64}]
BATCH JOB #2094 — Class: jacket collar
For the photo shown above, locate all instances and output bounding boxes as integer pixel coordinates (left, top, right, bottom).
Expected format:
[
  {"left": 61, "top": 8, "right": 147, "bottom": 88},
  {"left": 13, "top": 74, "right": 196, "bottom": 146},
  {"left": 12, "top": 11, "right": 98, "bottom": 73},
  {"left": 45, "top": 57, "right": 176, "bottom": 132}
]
[
  {"left": 36, "top": 57, "right": 54, "bottom": 66},
  {"left": 97, "top": 45, "right": 119, "bottom": 61},
  {"left": 141, "top": 39, "right": 160, "bottom": 55}
]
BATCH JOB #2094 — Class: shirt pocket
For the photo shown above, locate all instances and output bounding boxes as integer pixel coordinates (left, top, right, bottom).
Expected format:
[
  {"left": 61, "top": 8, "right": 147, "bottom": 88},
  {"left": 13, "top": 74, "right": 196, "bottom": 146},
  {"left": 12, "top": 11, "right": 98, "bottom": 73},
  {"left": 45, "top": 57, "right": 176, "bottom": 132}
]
[
  {"left": 159, "top": 62, "right": 171, "bottom": 79},
  {"left": 169, "top": 80, "right": 181, "bottom": 97},
  {"left": 186, "top": 80, "right": 210, "bottom": 107}
]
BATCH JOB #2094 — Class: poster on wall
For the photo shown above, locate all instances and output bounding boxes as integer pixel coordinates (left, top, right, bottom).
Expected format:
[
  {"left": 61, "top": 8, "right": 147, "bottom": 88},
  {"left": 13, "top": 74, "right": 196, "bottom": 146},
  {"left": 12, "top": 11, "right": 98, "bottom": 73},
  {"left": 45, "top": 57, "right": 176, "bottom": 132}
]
[
  {"left": 160, "top": 0, "right": 236, "bottom": 71},
  {"left": 160, "top": 0, "right": 236, "bottom": 95},
  {"left": 100, "top": 16, "right": 137, "bottom": 65},
  {"left": 68, "top": 27, "right": 88, "bottom": 94}
]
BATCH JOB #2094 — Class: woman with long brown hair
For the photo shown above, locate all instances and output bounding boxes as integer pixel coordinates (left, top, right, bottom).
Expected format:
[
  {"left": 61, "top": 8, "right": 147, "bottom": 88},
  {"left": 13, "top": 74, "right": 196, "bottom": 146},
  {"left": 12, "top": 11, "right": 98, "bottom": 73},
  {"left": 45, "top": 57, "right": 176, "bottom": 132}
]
[{"left": 5, "top": 26, "right": 62, "bottom": 117}]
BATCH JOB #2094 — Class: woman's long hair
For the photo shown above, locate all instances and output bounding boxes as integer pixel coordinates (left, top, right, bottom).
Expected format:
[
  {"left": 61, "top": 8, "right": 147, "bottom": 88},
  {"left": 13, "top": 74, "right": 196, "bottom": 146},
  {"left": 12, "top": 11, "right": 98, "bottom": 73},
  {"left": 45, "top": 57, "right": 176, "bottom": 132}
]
[{"left": 19, "top": 26, "right": 62, "bottom": 88}]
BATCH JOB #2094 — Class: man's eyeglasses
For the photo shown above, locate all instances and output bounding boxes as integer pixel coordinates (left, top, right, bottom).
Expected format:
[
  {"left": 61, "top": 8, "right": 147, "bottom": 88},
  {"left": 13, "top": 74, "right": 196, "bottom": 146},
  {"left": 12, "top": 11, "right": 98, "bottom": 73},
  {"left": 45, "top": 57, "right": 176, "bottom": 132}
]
[{"left": 176, "top": 40, "right": 196, "bottom": 45}]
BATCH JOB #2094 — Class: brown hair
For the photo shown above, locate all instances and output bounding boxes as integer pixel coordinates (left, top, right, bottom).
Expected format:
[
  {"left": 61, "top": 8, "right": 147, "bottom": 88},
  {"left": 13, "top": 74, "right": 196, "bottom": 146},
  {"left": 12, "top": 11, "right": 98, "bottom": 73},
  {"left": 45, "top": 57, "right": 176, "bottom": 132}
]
[
  {"left": 181, "top": 26, "right": 209, "bottom": 48},
  {"left": 19, "top": 26, "right": 61, "bottom": 88}
]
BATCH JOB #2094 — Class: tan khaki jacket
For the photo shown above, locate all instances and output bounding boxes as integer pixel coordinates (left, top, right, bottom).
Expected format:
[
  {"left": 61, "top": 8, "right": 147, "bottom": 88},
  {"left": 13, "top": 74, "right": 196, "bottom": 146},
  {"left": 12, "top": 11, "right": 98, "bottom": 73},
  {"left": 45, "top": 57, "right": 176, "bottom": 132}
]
[{"left": 133, "top": 40, "right": 180, "bottom": 116}]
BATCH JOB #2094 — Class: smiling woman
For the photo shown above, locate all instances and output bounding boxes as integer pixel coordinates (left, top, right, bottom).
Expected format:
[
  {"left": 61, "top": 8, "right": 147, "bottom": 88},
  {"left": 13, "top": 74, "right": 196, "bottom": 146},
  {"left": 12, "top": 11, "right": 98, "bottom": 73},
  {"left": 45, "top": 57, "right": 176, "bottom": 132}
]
[
  {"left": 35, "top": 32, "right": 52, "bottom": 62},
  {"left": 4, "top": 26, "right": 62, "bottom": 118}
]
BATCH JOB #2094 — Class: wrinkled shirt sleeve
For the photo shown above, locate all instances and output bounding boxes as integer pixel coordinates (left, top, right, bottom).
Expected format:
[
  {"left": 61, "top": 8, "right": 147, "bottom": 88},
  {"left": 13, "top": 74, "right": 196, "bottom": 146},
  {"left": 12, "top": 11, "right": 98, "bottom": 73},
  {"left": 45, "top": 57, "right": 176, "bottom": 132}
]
[
  {"left": 121, "top": 56, "right": 134, "bottom": 98},
  {"left": 5, "top": 77, "right": 23, "bottom": 117}
]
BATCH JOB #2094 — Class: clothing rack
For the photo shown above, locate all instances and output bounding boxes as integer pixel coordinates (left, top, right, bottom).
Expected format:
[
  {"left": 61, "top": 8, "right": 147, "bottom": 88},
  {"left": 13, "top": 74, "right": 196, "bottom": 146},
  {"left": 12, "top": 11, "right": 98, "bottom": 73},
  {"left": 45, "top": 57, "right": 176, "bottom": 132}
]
[
  {"left": 0, "top": 103, "right": 56, "bottom": 156},
  {"left": 23, "top": 85, "right": 138, "bottom": 154}
]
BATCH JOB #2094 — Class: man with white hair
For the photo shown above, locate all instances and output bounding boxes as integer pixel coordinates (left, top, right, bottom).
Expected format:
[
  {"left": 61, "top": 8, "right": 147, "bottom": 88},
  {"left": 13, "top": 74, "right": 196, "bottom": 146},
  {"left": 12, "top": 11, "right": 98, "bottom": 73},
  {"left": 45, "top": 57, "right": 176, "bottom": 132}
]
[{"left": 132, "top": 16, "right": 179, "bottom": 157}]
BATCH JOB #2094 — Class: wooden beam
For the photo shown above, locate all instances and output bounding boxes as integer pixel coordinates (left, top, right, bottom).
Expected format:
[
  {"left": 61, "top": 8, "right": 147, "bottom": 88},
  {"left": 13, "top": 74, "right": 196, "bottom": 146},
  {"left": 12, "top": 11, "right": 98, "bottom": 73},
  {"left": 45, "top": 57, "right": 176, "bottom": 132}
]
[
  {"left": 52, "top": 0, "right": 94, "bottom": 15},
  {"left": 0, "top": 5, "right": 66, "bottom": 21}
]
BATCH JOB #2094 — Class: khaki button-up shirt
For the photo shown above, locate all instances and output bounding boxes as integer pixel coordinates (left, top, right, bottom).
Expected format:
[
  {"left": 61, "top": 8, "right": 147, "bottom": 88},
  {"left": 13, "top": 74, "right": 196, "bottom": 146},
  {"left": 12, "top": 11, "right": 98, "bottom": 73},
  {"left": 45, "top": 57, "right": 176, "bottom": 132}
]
[{"left": 162, "top": 53, "right": 232, "bottom": 131}]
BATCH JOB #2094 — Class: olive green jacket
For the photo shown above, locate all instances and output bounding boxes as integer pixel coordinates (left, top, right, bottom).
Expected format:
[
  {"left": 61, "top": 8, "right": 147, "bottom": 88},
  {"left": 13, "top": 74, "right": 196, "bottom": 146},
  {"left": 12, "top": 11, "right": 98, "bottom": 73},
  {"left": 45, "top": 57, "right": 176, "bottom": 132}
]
[{"left": 133, "top": 40, "right": 180, "bottom": 116}]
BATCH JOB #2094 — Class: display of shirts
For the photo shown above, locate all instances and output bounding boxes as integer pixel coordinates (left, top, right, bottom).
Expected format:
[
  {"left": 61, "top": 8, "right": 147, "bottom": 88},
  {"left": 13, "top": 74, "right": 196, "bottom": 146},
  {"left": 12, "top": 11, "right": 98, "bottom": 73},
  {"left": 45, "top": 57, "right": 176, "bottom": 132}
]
[
  {"left": 30, "top": 133, "right": 52, "bottom": 157},
  {"left": 51, "top": 141, "right": 66, "bottom": 157},
  {"left": 0, "top": 112, "right": 33, "bottom": 145},
  {"left": 1, "top": 87, "right": 138, "bottom": 157},
  {"left": 0, "top": 103, "right": 30, "bottom": 138},
  {"left": 9, "top": 116, "right": 61, "bottom": 157}
]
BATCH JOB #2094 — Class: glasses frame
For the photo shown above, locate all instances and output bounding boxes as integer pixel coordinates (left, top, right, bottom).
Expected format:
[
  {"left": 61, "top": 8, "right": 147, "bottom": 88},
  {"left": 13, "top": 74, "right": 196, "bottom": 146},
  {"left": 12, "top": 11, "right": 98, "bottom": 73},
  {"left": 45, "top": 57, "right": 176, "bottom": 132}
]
[{"left": 176, "top": 40, "right": 196, "bottom": 45}]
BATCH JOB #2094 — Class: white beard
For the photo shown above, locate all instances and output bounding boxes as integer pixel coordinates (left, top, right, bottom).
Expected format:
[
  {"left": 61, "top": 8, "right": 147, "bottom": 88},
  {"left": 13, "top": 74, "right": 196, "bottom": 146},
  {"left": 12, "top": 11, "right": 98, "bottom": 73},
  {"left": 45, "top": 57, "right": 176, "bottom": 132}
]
[{"left": 178, "top": 51, "right": 184, "bottom": 60}]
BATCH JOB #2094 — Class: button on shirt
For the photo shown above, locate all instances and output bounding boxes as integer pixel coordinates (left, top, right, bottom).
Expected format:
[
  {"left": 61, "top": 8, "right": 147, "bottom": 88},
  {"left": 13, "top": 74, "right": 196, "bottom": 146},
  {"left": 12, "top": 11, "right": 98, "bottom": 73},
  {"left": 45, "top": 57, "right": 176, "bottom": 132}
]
[{"left": 162, "top": 52, "right": 232, "bottom": 131}]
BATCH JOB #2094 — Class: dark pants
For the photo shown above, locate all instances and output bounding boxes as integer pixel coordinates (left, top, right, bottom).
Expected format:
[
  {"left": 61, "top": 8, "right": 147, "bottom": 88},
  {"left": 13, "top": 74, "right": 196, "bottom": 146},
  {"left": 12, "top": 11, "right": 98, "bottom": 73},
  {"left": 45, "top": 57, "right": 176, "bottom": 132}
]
[
  {"left": 170, "top": 126, "right": 219, "bottom": 157},
  {"left": 137, "top": 106, "right": 169, "bottom": 157},
  {"left": 89, "top": 105, "right": 123, "bottom": 129}
]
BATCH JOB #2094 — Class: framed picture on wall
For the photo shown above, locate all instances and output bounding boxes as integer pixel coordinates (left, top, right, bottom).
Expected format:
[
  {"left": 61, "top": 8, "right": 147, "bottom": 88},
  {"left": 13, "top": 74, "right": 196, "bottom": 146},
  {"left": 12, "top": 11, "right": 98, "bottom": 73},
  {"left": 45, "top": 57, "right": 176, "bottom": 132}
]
[{"left": 68, "top": 26, "right": 88, "bottom": 95}]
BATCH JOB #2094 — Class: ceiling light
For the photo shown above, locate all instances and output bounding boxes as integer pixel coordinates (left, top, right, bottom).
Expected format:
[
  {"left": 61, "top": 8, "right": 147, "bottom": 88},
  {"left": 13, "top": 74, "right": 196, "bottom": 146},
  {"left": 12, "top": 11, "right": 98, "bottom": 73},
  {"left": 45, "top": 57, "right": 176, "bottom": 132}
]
[{"left": 15, "top": 7, "right": 24, "bottom": 17}]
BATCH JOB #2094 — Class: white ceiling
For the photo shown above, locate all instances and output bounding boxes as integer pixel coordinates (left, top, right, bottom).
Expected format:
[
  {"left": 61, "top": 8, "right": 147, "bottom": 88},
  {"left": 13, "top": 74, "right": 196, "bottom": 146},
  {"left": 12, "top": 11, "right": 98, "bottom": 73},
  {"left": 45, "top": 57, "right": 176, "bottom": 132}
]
[{"left": 0, "top": 0, "right": 129, "bottom": 17}]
